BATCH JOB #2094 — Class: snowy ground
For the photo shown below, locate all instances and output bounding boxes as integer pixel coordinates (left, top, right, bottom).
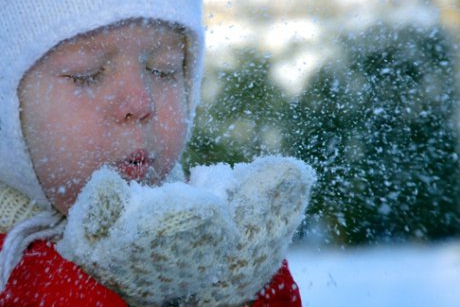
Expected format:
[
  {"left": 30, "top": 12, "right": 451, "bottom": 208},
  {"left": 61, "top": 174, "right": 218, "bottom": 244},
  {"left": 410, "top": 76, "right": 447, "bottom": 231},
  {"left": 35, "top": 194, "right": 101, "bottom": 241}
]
[{"left": 288, "top": 241, "right": 460, "bottom": 307}]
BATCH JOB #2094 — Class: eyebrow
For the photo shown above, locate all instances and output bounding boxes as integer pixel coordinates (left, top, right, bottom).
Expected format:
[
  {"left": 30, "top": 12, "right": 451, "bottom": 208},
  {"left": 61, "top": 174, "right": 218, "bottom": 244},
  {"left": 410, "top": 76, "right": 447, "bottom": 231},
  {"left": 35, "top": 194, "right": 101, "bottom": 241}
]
[
  {"left": 59, "top": 34, "right": 185, "bottom": 59},
  {"left": 44, "top": 23, "right": 187, "bottom": 71},
  {"left": 49, "top": 47, "right": 114, "bottom": 73}
]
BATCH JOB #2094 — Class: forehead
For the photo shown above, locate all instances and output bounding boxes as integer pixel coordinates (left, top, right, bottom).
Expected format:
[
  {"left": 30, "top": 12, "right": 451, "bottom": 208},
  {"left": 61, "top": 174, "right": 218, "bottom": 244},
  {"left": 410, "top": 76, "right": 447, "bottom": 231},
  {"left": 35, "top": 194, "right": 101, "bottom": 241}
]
[{"left": 47, "top": 19, "right": 186, "bottom": 59}]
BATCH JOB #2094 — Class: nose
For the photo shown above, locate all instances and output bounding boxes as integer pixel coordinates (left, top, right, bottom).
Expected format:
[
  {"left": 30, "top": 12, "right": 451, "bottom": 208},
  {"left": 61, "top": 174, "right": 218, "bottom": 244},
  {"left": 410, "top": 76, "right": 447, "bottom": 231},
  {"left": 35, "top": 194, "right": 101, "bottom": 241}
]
[
  {"left": 116, "top": 88, "right": 153, "bottom": 123},
  {"left": 112, "top": 66, "right": 154, "bottom": 123}
]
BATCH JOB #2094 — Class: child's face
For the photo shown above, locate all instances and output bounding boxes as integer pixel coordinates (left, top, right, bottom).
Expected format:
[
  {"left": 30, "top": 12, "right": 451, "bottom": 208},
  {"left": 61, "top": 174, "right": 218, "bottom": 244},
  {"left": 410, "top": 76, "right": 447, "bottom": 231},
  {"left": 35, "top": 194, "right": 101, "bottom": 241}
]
[{"left": 19, "top": 21, "right": 189, "bottom": 213}]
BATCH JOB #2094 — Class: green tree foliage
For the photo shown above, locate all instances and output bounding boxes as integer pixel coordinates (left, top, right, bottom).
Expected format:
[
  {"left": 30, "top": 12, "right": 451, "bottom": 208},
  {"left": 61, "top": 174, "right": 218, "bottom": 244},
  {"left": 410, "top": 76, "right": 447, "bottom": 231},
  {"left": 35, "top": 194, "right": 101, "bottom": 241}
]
[
  {"left": 184, "top": 49, "right": 290, "bottom": 166},
  {"left": 184, "top": 24, "right": 460, "bottom": 245},
  {"left": 287, "top": 24, "right": 460, "bottom": 244}
]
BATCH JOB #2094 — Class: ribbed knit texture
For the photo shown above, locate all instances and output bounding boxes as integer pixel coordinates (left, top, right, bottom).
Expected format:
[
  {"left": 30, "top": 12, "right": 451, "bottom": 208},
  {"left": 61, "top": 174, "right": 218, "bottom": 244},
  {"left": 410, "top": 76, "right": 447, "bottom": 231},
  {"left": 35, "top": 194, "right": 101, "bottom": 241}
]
[
  {"left": 56, "top": 156, "right": 316, "bottom": 307},
  {"left": 0, "top": 182, "right": 41, "bottom": 233}
]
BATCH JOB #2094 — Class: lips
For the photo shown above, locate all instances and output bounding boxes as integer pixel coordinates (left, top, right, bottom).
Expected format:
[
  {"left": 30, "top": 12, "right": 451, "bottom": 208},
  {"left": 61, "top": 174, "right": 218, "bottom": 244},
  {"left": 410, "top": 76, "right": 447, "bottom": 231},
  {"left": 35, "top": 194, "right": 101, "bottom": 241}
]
[{"left": 116, "top": 149, "right": 153, "bottom": 181}]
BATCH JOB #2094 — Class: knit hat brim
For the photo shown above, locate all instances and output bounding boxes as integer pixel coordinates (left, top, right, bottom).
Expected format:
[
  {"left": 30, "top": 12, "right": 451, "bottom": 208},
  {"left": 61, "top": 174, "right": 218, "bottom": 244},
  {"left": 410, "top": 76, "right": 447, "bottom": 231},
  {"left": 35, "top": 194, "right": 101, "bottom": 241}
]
[{"left": 0, "top": 0, "right": 204, "bottom": 209}]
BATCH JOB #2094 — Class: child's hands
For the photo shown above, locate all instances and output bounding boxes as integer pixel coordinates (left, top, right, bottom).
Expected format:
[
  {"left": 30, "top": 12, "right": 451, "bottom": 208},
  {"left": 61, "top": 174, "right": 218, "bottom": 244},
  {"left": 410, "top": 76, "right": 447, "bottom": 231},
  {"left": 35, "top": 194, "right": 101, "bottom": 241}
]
[
  {"left": 56, "top": 156, "right": 315, "bottom": 307},
  {"left": 56, "top": 166, "right": 237, "bottom": 307},
  {"left": 190, "top": 156, "right": 315, "bottom": 306}
]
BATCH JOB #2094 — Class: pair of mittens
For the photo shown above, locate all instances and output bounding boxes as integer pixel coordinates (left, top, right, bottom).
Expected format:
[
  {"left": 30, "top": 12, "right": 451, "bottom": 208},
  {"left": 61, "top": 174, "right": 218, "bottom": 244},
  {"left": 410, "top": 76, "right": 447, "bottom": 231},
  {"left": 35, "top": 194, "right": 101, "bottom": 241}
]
[{"left": 56, "top": 156, "right": 315, "bottom": 307}]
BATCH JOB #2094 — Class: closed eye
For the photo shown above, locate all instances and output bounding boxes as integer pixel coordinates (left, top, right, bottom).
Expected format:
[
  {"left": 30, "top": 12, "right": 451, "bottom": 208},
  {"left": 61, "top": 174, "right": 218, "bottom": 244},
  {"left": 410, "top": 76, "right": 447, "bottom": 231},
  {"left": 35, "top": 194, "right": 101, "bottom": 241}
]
[
  {"left": 145, "top": 66, "right": 177, "bottom": 81},
  {"left": 61, "top": 67, "right": 105, "bottom": 87}
]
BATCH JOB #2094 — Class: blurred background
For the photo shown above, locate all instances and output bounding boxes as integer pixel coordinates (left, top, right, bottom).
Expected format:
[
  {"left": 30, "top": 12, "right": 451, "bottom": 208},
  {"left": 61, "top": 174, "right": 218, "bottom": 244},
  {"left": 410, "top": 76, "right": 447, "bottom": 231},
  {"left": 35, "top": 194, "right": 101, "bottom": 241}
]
[
  {"left": 187, "top": 1, "right": 460, "bottom": 305},
  {"left": 183, "top": 0, "right": 460, "bottom": 247}
]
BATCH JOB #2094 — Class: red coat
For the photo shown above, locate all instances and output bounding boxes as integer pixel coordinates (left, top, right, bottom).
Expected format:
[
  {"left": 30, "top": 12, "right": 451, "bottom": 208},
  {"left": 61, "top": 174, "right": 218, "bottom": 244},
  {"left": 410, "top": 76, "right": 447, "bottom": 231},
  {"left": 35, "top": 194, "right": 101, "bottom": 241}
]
[{"left": 0, "top": 234, "right": 302, "bottom": 306}]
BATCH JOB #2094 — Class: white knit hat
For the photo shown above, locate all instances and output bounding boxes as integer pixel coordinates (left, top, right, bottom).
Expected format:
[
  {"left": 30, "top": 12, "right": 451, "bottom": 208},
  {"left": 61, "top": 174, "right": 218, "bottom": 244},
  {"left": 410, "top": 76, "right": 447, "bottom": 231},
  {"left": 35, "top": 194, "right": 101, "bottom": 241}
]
[{"left": 0, "top": 0, "right": 204, "bottom": 210}]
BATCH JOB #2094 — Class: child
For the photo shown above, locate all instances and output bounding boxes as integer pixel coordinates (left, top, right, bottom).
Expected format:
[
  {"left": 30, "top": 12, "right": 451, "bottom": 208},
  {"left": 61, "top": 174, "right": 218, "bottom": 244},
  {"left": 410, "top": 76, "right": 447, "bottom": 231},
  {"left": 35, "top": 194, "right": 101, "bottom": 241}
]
[{"left": 0, "top": 0, "right": 314, "bottom": 306}]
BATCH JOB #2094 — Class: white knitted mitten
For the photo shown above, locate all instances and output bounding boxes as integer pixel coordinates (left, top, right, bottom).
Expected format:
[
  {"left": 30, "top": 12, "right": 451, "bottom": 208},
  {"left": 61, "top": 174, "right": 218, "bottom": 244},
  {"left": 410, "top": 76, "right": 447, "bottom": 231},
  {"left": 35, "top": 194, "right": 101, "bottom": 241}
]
[
  {"left": 189, "top": 156, "right": 315, "bottom": 306},
  {"left": 56, "top": 167, "right": 236, "bottom": 307},
  {"left": 56, "top": 156, "right": 315, "bottom": 307}
]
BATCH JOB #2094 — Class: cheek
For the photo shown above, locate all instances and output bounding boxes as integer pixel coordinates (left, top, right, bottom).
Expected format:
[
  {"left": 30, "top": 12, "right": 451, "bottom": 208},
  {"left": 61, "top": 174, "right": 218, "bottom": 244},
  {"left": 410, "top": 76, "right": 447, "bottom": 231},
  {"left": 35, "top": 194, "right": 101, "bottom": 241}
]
[
  {"left": 30, "top": 120, "right": 102, "bottom": 195},
  {"left": 162, "top": 108, "right": 187, "bottom": 139},
  {"left": 158, "top": 91, "right": 188, "bottom": 145},
  {"left": 22, "top": 86, "right": 114, "bottom": 210},
  {"left": 152, "top": 89, "right": 189, "bottom": 169},
  {"left": 31, "top": 120, "right": 115, "bottom": 213},
  {"left": 35, "top": 96, "right": 102, "bottom": 160}
]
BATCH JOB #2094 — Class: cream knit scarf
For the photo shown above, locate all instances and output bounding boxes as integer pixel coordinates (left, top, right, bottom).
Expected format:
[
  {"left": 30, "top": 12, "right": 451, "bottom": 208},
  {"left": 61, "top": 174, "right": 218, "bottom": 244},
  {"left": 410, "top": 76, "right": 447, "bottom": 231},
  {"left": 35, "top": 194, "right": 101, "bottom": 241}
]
[{"left": 0, "top": 182, "right": 66, "bottom": 291}]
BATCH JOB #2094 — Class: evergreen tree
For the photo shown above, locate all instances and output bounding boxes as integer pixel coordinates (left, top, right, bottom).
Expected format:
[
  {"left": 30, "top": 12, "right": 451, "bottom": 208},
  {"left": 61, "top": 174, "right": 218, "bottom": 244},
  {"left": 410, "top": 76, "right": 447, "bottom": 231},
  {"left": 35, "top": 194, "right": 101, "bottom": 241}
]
[{"left": 287, "top": 24, "right": 460, "bottom": 244}]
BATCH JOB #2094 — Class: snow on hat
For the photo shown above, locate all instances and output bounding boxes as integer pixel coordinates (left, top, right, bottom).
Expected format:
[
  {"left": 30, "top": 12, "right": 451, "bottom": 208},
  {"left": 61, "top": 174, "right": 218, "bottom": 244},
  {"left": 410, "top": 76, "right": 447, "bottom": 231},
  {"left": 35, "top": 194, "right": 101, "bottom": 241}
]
[{"left": 0, "top": 0, "right": 204, "bottom": 210}]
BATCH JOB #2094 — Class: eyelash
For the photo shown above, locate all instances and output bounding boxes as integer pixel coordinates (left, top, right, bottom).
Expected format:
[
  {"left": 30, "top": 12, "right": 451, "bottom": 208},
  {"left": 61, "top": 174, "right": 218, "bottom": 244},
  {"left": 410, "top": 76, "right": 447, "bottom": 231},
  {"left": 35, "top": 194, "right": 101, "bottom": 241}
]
[
  {"left": 62, "top": 67, "right": 105, "bottom": 87},
  {"left": 146, "top": 67, "right": 177, "bottom": 81},
  {"left": 62, "top": 66, "right": 178, "bottom": 87}
]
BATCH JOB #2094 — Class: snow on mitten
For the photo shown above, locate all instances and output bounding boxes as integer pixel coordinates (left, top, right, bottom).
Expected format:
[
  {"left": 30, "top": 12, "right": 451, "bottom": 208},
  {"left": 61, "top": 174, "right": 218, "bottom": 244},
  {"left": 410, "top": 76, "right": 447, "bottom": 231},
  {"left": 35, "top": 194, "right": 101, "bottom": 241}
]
[
  {"left": 189, "top": 156, "right": 315, "bottom": 306},
  {"left": 56, "top": 166, "right": 238, "bottom": 307}
]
